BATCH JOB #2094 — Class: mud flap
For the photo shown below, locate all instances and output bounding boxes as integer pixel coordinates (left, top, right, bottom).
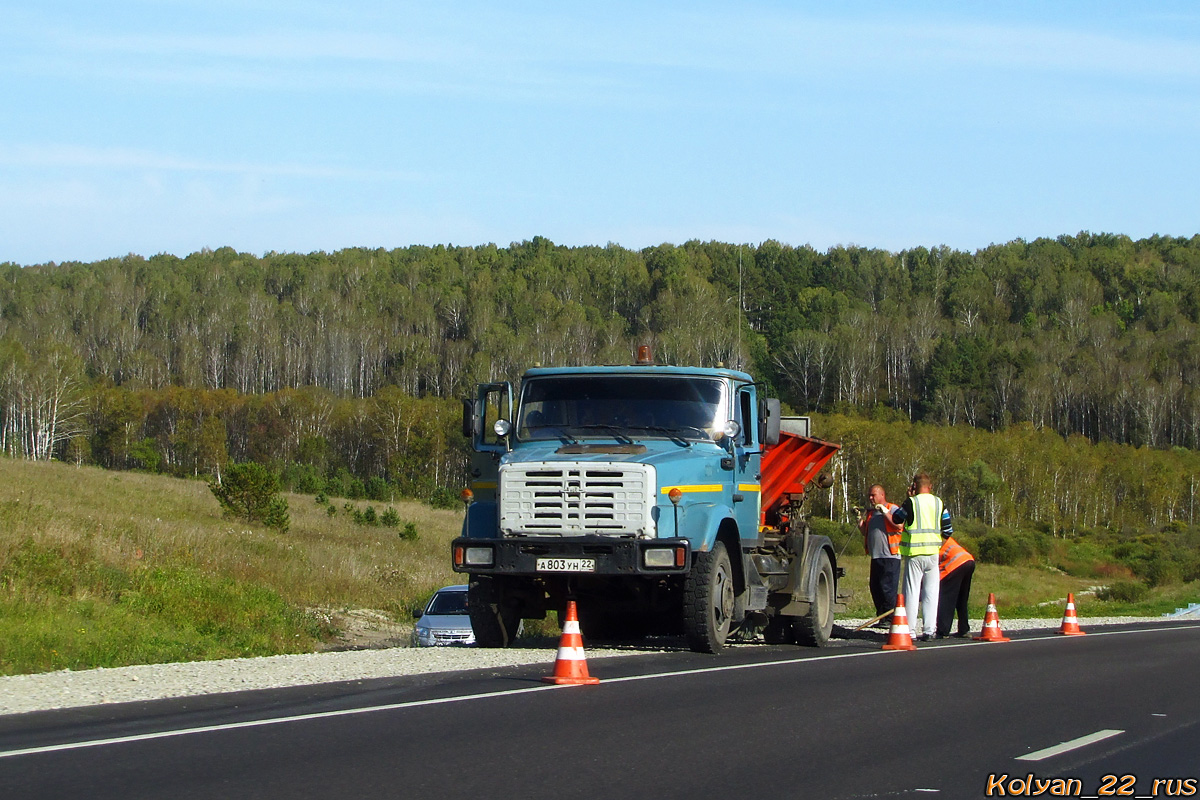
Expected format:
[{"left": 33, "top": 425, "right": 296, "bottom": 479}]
[{"left": 776, "top": 533, "right": 835, "bottom": 617}]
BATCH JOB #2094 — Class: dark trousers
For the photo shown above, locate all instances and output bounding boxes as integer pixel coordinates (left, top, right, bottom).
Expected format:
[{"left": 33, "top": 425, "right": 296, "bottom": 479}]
[
  {"left": 937, "top": 560, "right": 975, "bottom": 636},
  {"left": 869, "top": 557, "right": 901, "bottom": 618}
]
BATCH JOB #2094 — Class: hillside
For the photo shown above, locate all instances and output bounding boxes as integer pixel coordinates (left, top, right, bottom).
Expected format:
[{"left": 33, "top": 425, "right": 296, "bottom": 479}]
[
  {"left": 2, "top": 235, "right": 1199, "bottom": 564},
  {"left": 0, "top": 457, "right": 464, "bottom": 675}
]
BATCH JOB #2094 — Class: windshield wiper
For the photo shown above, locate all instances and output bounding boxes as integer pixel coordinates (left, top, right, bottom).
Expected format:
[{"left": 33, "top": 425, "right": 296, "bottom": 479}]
[
  {"left": 523, "top": 424, "right": 578, "bottom": 444},
  {"left": 666, "top": 424, "right": 712, "bottom": 440},
  {"left": 620, "top": 425, "right": 700, "bottom": 446},
  {"left": 563, "top": 425, "right": 634, "bottom": 444}
]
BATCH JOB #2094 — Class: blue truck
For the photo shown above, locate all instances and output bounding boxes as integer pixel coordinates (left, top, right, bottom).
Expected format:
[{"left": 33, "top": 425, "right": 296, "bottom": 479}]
[{"left": 451, "top": 350, "right": 844, "bottom": 654}]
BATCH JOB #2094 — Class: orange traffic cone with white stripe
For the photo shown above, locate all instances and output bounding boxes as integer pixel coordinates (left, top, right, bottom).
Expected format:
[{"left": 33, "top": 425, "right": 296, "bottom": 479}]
[
  {"left": 543, "top": 600, "right": 600, "bottom": 685},
  {"left": 973, "top": 593, "right": 1011, "bottom": 642},
  {"left": 882, "top": 593, "right": 917, "bottom": 651},
  {"left": 1057, "top": 593, "right": 1087, "bottom": 636}
]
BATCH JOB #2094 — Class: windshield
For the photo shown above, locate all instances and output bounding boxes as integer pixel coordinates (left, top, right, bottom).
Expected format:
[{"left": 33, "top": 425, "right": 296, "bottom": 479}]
[
  {"left": 517, "top": 375, "right": 725, "bottom": 442},
  {"left": 427, "top": 590, "right": 468, "bottom": 615}
]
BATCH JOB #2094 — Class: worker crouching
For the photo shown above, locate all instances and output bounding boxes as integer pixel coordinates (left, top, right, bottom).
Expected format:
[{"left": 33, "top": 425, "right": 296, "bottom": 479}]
[{"left": 936, "top": 535, "right": 975, "bottom": 638}]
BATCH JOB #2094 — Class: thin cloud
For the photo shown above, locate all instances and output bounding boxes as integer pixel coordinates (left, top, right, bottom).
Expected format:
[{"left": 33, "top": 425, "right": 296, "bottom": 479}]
[
  {"left": 661, "top": 12, "right": 1200, "bottom": 80},
  {"left": 15, "top": 8, "right": 1198, "bottom": 108},
  {"left": 0, "top": 144, "right": 423, "bottom": 182},
  {"left": 55, "top": 29, "right": 466, "bottom": 66}
]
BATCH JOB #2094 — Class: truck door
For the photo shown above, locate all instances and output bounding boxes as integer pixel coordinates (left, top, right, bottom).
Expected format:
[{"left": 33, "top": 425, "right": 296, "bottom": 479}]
[
  {"left": 464, "top": 382, "right": 512, "bottom": 501},
  {"left": 733, "top": 385, "right": 763, "bottom": 544}
]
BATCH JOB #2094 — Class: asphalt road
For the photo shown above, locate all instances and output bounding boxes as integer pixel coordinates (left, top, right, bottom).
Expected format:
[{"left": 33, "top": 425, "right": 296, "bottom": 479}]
[{"left": 2, "top": 621, "right": 1198, "bottom": 799}]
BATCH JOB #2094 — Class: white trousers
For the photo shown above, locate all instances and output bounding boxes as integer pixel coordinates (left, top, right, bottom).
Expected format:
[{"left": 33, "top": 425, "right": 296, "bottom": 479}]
[{"left": 902, "top": 555, "right": 940, "bottom": 637}]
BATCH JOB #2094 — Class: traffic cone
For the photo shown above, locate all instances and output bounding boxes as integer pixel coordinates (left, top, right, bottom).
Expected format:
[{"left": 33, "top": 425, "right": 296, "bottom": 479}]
[
  {"left": 543, "top": 600, "right": 600, "bottom": 685},
  {"left": 973, "top": 593, "right": 1011, "bottom": 642},
  {"left": 882, "top": 593, "right": 918, "bottom": 651},
  {"left": 1057, "top": 593, "right": 1087, "bottom": 636}
]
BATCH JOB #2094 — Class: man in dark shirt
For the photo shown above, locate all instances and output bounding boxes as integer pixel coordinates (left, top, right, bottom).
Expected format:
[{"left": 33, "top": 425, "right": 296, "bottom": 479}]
[{"left": 859, "top": 484, "right": 901, "bottom": 624}]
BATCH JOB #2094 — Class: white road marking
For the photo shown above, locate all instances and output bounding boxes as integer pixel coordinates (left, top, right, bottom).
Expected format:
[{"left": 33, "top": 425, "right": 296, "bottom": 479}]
[
  {"left": 0, "top": 650, "right": 891, "bottom": 760},
  {"left": 0, "top": 684, "right": 566, "bottom": 759},
  {"left": 1, "top": 623, "right": 1195, "bottom": 761},
  {"left": 1015, "top": 729, "right": 1124, "bottom": 761}
]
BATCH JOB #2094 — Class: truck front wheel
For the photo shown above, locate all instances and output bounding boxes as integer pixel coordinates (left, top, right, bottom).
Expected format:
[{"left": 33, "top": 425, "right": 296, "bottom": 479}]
[
  {"left": 468, "top": 576, "right": 522, "bottom": 648},
  {"left": 793, "top": 550, "right": 835, "bottom": 647},
  {"left": 683, "top": 542, "right": 735, "bottom": 654}
]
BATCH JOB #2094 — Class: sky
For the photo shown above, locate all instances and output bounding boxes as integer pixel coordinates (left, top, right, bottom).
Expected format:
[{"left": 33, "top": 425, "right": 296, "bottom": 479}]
[{"left": 2, "top": 1, "right": 1200, "bottom": 266}]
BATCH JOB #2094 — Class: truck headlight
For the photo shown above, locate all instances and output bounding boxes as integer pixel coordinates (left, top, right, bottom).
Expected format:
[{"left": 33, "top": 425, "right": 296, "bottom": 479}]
[
  {"left": 463, "top": 546, "right": 494, "bottom": 567},
  {"left": 644, "top": 547, "right": 677, "bottom": 568}
]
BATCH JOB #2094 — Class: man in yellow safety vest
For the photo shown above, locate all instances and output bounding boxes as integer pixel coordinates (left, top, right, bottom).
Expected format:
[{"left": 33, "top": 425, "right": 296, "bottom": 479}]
[{"left": 882, "top": 473, "right": 953, "bottom": 641}]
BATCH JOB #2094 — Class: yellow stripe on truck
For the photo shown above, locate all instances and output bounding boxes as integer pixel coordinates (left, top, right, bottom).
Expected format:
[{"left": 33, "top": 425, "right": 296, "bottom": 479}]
[
  {"left": 660, "top": 485, "right": 723, "bottom": 494},
  {"left": 738, "top": 484, "right": 760, "bottom": 492}
]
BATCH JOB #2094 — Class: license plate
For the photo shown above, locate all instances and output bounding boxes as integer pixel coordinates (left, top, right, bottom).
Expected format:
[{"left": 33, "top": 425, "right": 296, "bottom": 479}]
[{"left": 536, "top": 557, "right": 596, "bottom": 573}]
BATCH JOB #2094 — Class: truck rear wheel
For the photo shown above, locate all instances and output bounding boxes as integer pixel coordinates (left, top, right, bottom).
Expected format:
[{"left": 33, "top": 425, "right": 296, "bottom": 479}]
[
  {"left": 683, "top": 542, "right": 735, "bottom": 654},
  {"left": 793, "top": 550, "right": 835, "bottom": 647},
  {"left": 468, "top": 577, "right": 521, "bottom": 648}
]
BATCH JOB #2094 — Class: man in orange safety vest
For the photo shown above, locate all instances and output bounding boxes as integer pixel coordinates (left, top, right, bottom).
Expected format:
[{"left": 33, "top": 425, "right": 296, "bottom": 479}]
[{"left": 936, "top": 535, "right": 975, "bottom": 638}]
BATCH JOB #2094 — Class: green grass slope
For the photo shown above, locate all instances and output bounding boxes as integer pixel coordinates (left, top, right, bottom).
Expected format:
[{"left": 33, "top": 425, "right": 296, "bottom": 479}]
[{"left": 0, "top": 458, "right": 464, "bottom": 675}]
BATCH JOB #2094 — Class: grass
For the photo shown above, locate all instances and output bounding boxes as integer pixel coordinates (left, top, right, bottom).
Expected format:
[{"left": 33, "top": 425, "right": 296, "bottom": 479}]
[
  {"left": 0, "top": 457, "right": 466, "bottom": 676},
  {"left": 832, "top": 536, "right": 1199, "bottom": 620}
]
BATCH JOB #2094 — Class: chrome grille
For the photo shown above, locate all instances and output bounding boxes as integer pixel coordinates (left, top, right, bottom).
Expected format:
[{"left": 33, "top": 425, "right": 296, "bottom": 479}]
[{"left": 498, "top": 462, "right": 656, "bottom": 536}]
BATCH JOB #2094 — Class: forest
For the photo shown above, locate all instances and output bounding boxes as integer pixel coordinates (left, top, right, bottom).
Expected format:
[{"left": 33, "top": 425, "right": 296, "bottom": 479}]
[{"left": 1, "top": 233, "right": 1199, "bottom": 578}]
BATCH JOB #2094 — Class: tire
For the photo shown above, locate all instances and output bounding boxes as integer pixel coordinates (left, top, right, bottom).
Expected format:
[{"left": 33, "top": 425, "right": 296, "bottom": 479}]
[
  {"left": 468, "top": 577, "right": 521, "bottom": 648},
  {"left": 793, "top": 550, "right": 835, "bottom": 647},
  {"left": 762, "top": 614, "right": 795, "bottom": 645},
  {"left": 683, "top": 541, "right": 736, "bottom": 654}
]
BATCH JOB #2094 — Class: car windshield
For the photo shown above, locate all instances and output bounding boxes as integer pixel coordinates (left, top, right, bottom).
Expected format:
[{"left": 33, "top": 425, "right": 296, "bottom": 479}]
[
  {"left": 427, "top": 590, "right": 468, "bottom": 615},
  {"left": 517, "top": 375, "right": 724, "bottom": 442}
]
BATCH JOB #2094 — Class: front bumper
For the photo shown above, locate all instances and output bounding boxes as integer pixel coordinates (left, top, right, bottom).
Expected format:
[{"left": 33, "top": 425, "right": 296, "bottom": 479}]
[
  {"left": 451, "top": 536, "right": 691, "bottom": 576},
  {"left": 412, "top": 627, "right": 475, "bottom": 647}
]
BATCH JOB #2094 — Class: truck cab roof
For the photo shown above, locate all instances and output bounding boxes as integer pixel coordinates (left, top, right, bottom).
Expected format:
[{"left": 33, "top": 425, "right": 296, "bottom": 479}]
[{"left": 522, "top": 364, "right": 754, "bottom": 382}]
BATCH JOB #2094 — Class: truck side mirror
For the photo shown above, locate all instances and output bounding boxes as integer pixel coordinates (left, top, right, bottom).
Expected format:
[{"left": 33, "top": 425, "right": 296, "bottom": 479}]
[
  {"left": 462, "top": 398, "right": 478, "bottom": 439},
  {"left": 762, "top": 398, "right": 781, "bottom": 446},
  {"left": 469, "top": 381, "right": 514, "bottom": 455}
]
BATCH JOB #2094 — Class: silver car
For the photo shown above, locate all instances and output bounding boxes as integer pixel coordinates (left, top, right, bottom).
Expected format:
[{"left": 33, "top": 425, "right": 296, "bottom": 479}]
[{"left": 412, "top": 584, "right": 475, "bottom": 646}]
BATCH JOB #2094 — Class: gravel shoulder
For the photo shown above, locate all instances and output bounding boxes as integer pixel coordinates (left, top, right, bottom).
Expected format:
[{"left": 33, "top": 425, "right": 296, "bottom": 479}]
[
  {"left": 0, "top": 641, "right": 635, "bottom": 717},
  {"left": 0, "top": 616, "right": 1179, "bottom": 717}
]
